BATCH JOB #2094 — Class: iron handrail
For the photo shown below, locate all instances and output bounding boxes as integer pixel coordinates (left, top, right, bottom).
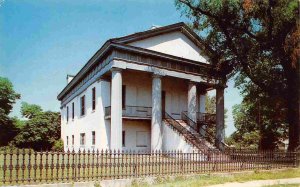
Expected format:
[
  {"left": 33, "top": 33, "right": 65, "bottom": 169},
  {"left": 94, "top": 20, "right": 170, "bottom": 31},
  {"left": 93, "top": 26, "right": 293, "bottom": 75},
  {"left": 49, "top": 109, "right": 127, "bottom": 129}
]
[
  {"left": 163, "top": 112, "right": 212, "bottom": 152},
  {"left": 181, "top": 111, "right": 228, "bottom": 150},
  {"left": 196, "top": 112, "right": 216, "bottom": 124}
]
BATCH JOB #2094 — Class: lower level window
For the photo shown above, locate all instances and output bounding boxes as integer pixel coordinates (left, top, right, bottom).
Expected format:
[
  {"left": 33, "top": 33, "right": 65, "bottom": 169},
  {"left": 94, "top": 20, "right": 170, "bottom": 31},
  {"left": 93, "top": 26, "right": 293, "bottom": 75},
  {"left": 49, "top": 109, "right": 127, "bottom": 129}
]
[
  {"left": 80, "top": 133, "right": 85, "bottom": 145},
  {"left": 136, "top": 131, "right": 149, "bottom": 147}
]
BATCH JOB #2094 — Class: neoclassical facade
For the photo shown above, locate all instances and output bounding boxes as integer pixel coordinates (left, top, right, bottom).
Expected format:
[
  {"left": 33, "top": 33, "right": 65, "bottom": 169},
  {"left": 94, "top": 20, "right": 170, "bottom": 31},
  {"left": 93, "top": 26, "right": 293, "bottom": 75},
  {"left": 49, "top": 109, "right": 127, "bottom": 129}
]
[{"left": 58, "top": 22, "right": 226, "bottom": 153}]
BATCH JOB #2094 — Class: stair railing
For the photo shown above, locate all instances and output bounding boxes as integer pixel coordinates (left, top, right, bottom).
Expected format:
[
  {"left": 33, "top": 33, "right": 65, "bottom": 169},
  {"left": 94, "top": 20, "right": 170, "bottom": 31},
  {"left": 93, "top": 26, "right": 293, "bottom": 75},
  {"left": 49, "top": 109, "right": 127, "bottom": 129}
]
[
  {"left": 181, "top": 111, "right": 228, "bottom": 150},
  {"left": 163, "top": 112, "right": 207, "bottom": 150}
]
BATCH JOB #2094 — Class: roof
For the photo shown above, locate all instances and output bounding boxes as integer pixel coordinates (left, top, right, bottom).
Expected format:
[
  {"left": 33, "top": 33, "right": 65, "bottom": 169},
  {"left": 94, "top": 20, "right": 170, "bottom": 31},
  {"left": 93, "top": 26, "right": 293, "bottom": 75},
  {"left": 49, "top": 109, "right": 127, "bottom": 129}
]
[{"left": 57, "top": 22, "right": 208, "bottom": 101}]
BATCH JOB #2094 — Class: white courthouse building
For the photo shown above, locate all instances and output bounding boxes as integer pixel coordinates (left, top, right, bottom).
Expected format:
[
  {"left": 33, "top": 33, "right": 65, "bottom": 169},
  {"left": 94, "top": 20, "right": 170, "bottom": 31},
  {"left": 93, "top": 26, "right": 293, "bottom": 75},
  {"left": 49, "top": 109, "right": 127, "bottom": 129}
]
[{"left": 58, "top": 22, "right": 226, "bottom": 153}]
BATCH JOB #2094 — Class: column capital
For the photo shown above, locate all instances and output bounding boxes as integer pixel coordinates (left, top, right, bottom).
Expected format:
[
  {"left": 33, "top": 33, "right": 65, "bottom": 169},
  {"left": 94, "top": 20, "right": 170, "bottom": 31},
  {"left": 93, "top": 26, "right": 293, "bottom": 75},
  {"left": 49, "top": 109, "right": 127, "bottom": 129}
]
[
  {"left": 199, "top": 89, "right": 207, "bottom": 95},
  {"left": 152, "top": 73, "right": 162, "bottom": 79},
  {"left": 110, "top": 67, "right": 122, "bottom": 73},
  {"left": 215, "top": 84, "right": 226, "bottom": 90},
  {"left": 188, "top": 80, "right": 198, "bottom": 85}
]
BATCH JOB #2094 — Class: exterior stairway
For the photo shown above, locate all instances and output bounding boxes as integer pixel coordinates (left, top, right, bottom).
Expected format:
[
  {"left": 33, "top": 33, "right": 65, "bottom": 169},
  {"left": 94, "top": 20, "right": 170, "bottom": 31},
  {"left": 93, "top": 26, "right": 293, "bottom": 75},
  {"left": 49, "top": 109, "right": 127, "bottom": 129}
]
[
  {"left": 163, "top": 112, "right": 229, "bottom": 161},
  {"left": 163, "top": 112, "right": 215, "bottom": 153}
]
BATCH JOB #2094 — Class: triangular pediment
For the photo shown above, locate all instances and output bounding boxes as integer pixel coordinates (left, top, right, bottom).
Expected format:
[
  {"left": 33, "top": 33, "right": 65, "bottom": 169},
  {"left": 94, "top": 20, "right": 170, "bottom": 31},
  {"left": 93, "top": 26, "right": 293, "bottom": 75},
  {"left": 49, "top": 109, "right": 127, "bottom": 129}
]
[
  {"left": 128, "top": 31, "right": 209, "bottom": 63},
  {"left": 112, "top": 23, "right": 210, "bottom": 63}
]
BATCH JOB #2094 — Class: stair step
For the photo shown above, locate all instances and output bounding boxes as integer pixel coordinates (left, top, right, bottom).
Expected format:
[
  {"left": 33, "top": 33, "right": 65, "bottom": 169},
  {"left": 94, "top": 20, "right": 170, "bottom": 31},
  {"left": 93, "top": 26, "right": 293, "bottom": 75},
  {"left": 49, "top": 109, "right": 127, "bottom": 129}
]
[{"left": 164, "top": 117, "right": 219, "bottom": 153}]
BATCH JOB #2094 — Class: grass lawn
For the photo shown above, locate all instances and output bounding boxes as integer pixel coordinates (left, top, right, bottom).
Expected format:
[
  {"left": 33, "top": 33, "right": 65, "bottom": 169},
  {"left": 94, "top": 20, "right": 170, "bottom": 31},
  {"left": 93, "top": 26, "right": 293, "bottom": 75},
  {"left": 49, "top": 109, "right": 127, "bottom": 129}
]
[{"left": 132, "top": 168, "right": 300, "bottom": 187}]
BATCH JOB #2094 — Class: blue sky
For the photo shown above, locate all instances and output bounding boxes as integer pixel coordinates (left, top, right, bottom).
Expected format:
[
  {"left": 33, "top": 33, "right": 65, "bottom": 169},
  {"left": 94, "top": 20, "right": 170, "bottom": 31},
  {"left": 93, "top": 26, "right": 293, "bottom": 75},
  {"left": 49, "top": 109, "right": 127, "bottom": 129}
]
[{"left": 0, "top": 0, "right": 242, "bottom": 136}]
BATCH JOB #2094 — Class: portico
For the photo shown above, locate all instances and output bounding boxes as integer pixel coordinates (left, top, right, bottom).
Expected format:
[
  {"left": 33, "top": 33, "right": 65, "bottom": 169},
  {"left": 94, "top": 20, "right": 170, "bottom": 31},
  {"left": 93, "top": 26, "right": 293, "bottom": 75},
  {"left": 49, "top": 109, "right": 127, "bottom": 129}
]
[
  {"left": 105, "top": 66, "right": 225, "bottom": 151},
  {"left": 59, "top": 22, "right": 226, "bottom": 153}
]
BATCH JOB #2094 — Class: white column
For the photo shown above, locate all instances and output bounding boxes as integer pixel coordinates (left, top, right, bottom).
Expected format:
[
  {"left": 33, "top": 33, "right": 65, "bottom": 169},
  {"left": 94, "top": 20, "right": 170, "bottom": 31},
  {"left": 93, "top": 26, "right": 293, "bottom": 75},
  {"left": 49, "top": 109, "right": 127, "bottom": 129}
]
[
  {"left": 188, "top": 81, "right": 197, "bottom": 123},
  {"left": 110, "top": 68, "right": 122, "bottom": 150},
  {"left": 151, "top": 74, "right": 162, "bottom": 151},
  {"left": 216, "top": 86, "right": 225, "bottom": 150}
]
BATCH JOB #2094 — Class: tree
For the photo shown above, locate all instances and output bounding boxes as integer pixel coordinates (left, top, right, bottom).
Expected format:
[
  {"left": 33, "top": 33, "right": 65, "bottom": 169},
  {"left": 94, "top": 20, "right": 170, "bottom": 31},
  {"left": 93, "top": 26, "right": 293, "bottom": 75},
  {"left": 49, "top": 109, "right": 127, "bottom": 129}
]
[
  {"left": 21, "top": 102, "right": 42, "bottom": 119},
  {"left": 205, "top": 95, "right": 227, "bottom": 143},
  {"left": 229, "top": 71, "right": 289, "bottom": 150},
  {"left": 13, "top": 103, "right": 61, "bottom": 150},
  {"left": 0, "top": 77, "right": 21, "bottom": 146},
  {"left": 230, "top": 97, "right": 288, "bottom": 150},
  {"left": 0, "top": 77, "right": 21, "bottom": 115},
  {"left": 175, "top": 0, "right": 299, "bottom": 149}
]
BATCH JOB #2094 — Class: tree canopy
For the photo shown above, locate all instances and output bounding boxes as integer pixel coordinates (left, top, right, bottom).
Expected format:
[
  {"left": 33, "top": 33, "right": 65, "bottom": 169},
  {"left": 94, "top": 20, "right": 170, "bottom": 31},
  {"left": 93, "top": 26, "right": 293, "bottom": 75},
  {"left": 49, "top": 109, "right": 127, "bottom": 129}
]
[
  {"left": 0, "top": 77, "right": 21, "bottom": 146},
  {"left": 13, "top": 102, "right": 61, "bottom": 150},
  {"left": 175, "top": 0, "right": 299, "bottom": 149},
  {"left": 0, "top": 77, "right": 20, "bottom": 115},
  {"left": 21, "top": 102, "right": 43, "bottom": 119}
]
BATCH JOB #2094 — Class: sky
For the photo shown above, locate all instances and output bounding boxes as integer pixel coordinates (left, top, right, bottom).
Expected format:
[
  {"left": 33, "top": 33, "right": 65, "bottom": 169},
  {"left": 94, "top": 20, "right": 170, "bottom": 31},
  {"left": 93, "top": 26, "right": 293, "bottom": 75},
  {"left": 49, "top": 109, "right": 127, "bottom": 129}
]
[{"left": 0, "top": 0, "right": 242, "bottom": 136}]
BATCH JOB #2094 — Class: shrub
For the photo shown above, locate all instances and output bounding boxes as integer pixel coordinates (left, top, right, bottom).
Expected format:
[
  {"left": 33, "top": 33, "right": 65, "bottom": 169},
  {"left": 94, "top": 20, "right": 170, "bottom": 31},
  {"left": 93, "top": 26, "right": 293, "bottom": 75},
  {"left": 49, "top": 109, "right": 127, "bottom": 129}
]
[{"left": 51, "top": 139, "right": 64, "bottom": 152}]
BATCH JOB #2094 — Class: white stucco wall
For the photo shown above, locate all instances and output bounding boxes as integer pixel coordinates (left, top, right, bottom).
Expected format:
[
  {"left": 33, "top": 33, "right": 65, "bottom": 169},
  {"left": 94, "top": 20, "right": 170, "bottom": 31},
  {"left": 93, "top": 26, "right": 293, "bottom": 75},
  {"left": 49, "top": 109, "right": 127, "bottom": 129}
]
[
  {"left": 61, "top": 70, "right": 207, "bottom": 153},
  {"left": 61, "top": 80, "right": 111, "bottom": 152},
  {"left": 122, "top": 120, "right": 151, "bottom": 152},
  {"left": 163, "top": 77, "right": 188, "bottom": 119},
  {"left": 123, "top": 72, "right": 152, "bottom": 107},
  {"left": 162, "top": 121, "right": 195, "bottom": 153},
  {"left": 123, "top": 72, "right": 189, "bottom": 119},
  {"left": 129, "top": 31, "right": 209, "bottom": 63}
]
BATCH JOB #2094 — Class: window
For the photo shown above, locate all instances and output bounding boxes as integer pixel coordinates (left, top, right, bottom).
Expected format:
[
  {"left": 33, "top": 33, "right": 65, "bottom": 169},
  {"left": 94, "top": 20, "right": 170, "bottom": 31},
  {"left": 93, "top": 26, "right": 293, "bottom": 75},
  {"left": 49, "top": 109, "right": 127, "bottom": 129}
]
[
  {"left": 80, "top": 133, "right": 85, "bottom": 145},
  {"left": 66, "top": 106, "right": 69, "bottom": 122},
  {"left": 66, "top": 136, "right": 69, "bottom": 145},
  {"left": 136, "top": 131, "right": 149, "bottom": 147},
  {"left": 72, "top": 102, "right": 74, "bottom": 120},
  {"left": 122, "top": 131, "right": 125, "bottom": 147},
  {"left": 80, "top": 95, "right": 85, "bottom": 116},
  {"left": 122, "top": 85, "right": 126, "bottom": 109},
  {"left": 92, "top": 87, "right": 96, "bottom": 110},
  {"left": 92, "top": 131, "right": 95, "bottom": 145},
  {"left": 72, "top": 135, "right": 74, "bottom": 145}
]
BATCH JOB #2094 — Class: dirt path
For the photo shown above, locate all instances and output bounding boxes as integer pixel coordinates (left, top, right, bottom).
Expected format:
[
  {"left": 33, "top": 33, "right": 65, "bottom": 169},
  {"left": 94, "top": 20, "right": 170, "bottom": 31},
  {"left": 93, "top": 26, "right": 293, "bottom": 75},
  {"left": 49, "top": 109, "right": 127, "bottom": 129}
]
[{"left": 207, "top": 178, "right": 300, "bottom": 187}]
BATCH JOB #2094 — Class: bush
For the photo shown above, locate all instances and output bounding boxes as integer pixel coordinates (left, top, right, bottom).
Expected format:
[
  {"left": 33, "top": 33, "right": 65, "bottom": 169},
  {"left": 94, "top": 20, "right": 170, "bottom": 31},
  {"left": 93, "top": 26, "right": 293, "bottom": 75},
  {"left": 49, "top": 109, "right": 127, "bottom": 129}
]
[
  {"left": 51, "top": 139, "right": 64, "bottom": 152},
  {"left": 0, "top": 146, "right": 34, "bottom": 154}
]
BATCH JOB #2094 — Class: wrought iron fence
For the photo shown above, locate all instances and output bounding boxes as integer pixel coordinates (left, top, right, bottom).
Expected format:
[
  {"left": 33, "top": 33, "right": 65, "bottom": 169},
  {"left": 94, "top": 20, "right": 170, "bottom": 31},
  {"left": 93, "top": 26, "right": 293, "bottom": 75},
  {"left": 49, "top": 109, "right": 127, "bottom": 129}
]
[{"left": 0, "top": 148, "right": 299, "bottom": 185}]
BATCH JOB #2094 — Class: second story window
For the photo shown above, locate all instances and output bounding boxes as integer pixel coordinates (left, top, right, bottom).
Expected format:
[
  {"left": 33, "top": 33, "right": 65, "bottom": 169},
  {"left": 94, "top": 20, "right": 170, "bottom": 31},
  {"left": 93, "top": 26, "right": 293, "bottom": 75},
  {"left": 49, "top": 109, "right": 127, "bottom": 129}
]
[
  {"left": 80, "top": 133, "right": 85, "bottom": 145},
  {"left": 72, "top": 135, "right": 74, "bottom": 145},
  {"left": 72, "top": 102, "right": 74, "bottom": 120},
  {"left": 80, "top": 95, "right": 85, "bottom": 116},
  {"left": 92, "top": 87, "right": 96, "bottom": 111},
  {"left": 66, "top": 106, "right": 69, "bottom": 122},
  {"left": 92, "top": 131, "right": 95, "bottom": 145}
]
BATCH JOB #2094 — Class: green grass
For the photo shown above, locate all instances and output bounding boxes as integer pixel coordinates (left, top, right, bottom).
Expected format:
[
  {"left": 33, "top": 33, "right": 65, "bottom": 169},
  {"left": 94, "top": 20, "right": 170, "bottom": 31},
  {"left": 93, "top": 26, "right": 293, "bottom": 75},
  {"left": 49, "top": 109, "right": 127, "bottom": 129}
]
[{"left": 132, "top": 168, "right": 300, "bottom": 187}]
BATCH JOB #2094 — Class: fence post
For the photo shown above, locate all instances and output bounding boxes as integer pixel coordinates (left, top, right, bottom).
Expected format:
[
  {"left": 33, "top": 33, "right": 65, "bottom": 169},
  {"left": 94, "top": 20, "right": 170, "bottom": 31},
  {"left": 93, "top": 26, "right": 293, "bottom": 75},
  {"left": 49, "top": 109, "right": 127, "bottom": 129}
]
[
  {"left": 180, "top": 150, "right": 184, "bottom": 175},
  {"left": 296, "top": 150, "right": 300, "bottom": 168}
]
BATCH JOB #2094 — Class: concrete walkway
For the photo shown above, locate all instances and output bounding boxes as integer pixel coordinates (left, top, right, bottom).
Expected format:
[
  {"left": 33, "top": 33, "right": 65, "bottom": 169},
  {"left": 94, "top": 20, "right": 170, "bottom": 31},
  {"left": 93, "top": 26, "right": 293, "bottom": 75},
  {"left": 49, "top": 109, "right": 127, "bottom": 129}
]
[{"left": 207, "top": 178, "right": 300, "bottom": 187}]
